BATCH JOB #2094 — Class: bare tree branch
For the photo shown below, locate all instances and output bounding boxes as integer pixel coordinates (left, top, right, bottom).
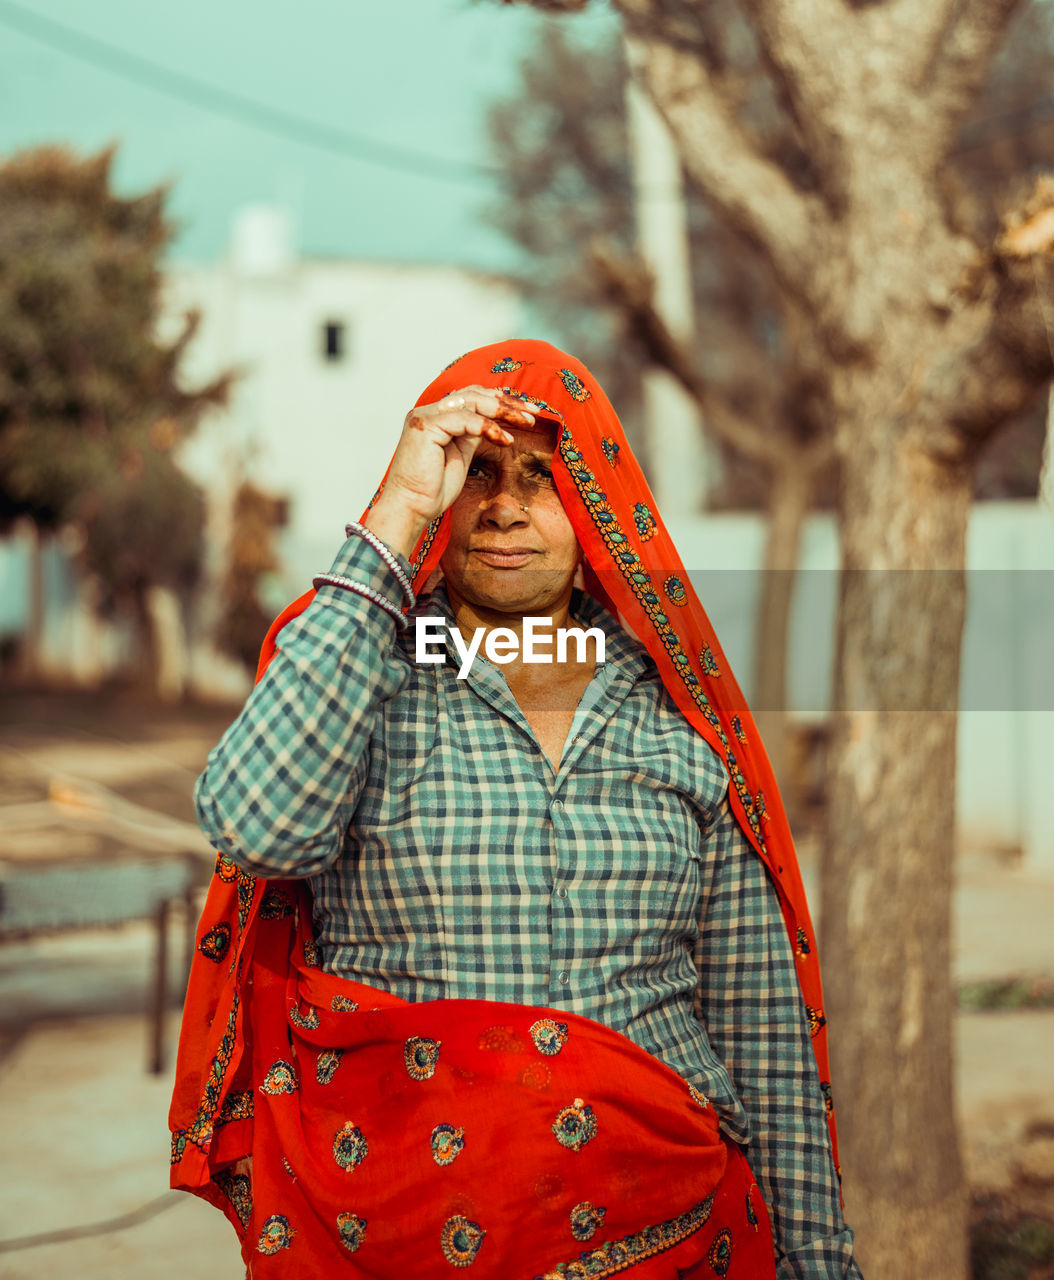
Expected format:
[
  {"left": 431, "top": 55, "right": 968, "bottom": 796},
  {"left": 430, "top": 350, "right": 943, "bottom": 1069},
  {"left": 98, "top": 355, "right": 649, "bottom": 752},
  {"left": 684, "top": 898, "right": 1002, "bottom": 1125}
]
[
  {"left": 911, "top": 179, "right": 1054, "bottom": 458},
  {"left": 589, "top": 239, "right": 775, "bottom": 464},
  {"left": 927, "top": 309, "right": 1053, "bottom": 459},
  {"left": 998, "top": 174, "right": 1054, "bottom": 258},
  {"left": 616, "top": 17, "right": 824, "bottom": 303},
  {"left": 737, "top": 0, "right": 852, "bottom": 207},
  {"left": 589, "top": 238, "right": 840, "bottom": 475},
  {"left": 916, "top": 0, "right": 1030, "bottom": 154}
]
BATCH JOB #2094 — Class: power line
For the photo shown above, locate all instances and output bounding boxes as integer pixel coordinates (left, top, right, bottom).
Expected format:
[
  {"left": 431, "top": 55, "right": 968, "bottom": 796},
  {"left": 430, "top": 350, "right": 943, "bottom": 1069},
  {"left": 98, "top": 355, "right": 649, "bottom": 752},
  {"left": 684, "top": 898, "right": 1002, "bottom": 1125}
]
[
  {"left": 0, "top": 0, "right": 1048, "bottom": 195},
  {"left": 0, "top": 0, "right": 504, "bottom": 185}
]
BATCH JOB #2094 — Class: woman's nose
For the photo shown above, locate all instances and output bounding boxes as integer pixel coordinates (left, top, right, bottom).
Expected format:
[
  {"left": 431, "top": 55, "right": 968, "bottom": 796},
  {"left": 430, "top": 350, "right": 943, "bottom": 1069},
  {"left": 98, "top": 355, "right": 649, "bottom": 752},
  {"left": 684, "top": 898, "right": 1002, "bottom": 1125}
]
[
  {"left": 480, "top": 486, "right": 530, "bottom": 524},
  {"left": 478, "top": 476, "right": 532, "bottom": 519},
  {"left": 480, "top": 467, "right": 533, "bottom": 514}
]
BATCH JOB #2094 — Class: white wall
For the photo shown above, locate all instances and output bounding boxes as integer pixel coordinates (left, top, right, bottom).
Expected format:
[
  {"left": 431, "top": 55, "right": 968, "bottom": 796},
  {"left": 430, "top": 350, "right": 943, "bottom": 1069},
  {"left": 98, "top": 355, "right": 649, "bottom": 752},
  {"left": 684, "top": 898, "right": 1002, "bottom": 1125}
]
[
  {"left": 164, "top": 252, "right": 524, "bottom": 590},
  {"left": 960, "top": 504, "right": 1054, "bottom": 868},
  {"left": 668, "top": 503, "right": 1054, "bottom": 872}
]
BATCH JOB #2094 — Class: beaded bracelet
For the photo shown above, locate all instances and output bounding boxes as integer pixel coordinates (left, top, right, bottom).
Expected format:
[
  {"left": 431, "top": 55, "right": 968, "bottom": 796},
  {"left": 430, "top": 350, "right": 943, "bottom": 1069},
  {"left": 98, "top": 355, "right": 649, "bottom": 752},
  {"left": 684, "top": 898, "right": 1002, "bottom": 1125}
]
[
  {"left": 311, "top": 574, "right": 408, "bottom": 629},
  {"left": 343, "top": 519, "right": 416, "bottom": 609}
]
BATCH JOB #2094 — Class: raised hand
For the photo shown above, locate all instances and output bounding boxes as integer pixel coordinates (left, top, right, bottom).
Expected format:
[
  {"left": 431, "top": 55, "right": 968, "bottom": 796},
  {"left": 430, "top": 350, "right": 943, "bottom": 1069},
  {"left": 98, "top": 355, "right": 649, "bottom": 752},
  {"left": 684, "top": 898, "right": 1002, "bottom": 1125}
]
[{"left": 363, "top": 386, "right": 540, "bottom": 559}]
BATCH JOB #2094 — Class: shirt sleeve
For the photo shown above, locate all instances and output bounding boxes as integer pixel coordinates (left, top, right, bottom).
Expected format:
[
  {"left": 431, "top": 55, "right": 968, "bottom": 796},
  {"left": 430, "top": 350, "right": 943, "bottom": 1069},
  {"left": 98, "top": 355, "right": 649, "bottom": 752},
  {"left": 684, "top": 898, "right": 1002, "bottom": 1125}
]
[
  {"left": 694, "top": 794, "right": 864, "bottom": 1280},
  {"left": 193, "top": 533, "right": 411, "bottom": 878}
]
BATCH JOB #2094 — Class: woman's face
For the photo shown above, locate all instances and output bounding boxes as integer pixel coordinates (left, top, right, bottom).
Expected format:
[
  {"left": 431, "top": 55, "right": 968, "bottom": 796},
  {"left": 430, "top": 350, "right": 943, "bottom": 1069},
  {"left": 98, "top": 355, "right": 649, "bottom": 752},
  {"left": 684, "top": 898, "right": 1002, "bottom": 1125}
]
[{"left": 439, "top": 423, "right": 581, "bottom": 619}]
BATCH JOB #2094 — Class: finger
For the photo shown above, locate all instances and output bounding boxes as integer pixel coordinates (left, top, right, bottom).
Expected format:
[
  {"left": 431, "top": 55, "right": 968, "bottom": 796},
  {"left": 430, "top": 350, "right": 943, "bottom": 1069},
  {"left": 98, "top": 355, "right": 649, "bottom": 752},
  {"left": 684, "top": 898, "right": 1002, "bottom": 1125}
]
[
  {"left": 457, "top": 383, "right": 544, "bottom": 411},
  {"left": 492, "top": 398, "right": 537, "bottom": 425},
  {"left": 419, "top": 409, "right": 511, "bottom": 445},
  {"left": 483, "top": 420, "right": 515, "bottom": 445},
  {"left": 434, "top": 410, "right": 515, "bottom": 448},
  {"left": 431, "top": 386, "right": 498, "bottom": 413},
  {"left": 442, "top": 382, "right": 545, "bottom": 412},
  {"left": 429, "top": 403, "right": 533, "bottom": 436},
  {"left": 432, "top": 387, "right": 537, "bottom": 426}
]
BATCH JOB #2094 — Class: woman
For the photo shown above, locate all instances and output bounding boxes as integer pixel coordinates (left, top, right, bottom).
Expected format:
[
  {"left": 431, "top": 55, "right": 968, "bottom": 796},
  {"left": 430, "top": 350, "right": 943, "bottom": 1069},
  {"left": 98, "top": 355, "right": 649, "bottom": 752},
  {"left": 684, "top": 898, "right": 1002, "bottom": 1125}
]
[{"left": 171, "top": 340, "right": 861, "bottom": 1278}]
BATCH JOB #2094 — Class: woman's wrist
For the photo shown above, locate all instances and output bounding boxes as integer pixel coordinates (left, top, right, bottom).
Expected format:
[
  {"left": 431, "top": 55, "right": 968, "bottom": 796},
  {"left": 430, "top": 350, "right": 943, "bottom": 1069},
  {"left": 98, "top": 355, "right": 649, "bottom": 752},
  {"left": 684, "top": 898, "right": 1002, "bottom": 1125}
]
[
  {"left": 344, "top": 519, "right": 415, "bottom": 608},
  {"left": 361, "top": 496, "right": 431, "bottom": 561}
]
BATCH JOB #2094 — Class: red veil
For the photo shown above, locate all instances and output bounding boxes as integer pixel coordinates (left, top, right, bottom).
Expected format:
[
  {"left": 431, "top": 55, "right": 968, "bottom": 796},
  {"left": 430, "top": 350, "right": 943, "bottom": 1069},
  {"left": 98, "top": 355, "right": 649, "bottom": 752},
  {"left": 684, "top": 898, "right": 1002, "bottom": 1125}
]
[{"left": 170, "top": 340, "right": 838, "bottom": 1277}]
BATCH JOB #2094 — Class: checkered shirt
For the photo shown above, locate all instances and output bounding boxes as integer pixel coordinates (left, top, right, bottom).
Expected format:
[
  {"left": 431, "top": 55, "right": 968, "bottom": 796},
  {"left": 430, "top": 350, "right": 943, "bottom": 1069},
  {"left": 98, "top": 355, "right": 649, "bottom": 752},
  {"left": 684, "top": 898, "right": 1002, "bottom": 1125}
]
[{"left": 196, "top": 534, "right": 862, "bottom": 1279}]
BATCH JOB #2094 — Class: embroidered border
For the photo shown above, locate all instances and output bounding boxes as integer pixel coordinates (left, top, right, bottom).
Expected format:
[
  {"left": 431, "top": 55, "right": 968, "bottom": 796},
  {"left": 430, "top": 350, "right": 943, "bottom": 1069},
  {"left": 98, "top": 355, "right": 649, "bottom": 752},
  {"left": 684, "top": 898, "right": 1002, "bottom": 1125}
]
[
  {"left": 534, "top": 1192, "right": 714, "bottom": 1279},
  {"left": 410, "top": 515, "right": 443, "bottom": 579},
  {"left": 236, "top": 870, "right": 255, "bottom": 934},
  {"left": 172, "top": 984, "right": 242, "bottom": 1161},
  {"left": 556, "top": 426, "right": 768, "bottom": 851}
]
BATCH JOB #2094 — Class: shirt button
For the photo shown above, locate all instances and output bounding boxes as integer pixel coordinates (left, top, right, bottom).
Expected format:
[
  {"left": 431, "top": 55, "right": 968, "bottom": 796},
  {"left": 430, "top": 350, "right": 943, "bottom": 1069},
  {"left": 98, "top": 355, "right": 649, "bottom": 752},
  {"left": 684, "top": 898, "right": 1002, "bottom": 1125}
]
[
  {"left": 555, "top": 886, "right": 568, "bottom": 899},
  {"left": 551, "top": 799, "right": 564, "bottom": 812},
  {"left": 556, "top": 970, "right": 570, "bottom": 985}
]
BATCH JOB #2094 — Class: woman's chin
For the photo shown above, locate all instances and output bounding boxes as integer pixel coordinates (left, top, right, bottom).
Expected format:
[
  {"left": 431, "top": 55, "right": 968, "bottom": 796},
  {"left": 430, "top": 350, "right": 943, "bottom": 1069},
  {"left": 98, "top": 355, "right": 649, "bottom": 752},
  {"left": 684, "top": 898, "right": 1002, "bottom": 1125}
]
[{"left": 456, "top": 569, "right": 571, "bottom": 618}]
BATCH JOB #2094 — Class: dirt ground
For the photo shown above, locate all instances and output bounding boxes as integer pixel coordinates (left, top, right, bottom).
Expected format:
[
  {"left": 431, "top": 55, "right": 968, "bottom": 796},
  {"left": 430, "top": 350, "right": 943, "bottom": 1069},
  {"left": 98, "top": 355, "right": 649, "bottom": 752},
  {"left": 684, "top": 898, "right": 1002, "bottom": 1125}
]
[{"left": 1, "top": 689, "right": 1053, "bottom": 1278}]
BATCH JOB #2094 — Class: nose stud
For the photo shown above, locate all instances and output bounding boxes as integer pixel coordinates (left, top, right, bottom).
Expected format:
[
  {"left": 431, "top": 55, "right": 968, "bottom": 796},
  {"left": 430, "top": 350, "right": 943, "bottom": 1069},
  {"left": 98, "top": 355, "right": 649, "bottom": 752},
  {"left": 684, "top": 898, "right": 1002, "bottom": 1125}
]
[{"left": 520, "top": 505, "right": 530, "bottom": 513}]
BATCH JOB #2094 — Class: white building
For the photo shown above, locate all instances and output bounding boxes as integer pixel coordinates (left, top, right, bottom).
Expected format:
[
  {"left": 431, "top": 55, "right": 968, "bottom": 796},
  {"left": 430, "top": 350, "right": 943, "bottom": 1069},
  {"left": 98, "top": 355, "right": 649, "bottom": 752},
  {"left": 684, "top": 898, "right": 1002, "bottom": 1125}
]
[{"left": 165, "top": 206, "right": 525, "bottom": 598}]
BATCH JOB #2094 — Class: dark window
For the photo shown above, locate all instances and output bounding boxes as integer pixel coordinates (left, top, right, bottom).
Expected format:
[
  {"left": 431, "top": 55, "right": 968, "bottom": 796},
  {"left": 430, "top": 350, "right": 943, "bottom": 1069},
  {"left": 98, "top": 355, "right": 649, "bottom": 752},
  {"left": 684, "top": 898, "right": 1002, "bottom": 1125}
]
[{"left": 322, "top": 320, "right": 346, "bottom": 362}]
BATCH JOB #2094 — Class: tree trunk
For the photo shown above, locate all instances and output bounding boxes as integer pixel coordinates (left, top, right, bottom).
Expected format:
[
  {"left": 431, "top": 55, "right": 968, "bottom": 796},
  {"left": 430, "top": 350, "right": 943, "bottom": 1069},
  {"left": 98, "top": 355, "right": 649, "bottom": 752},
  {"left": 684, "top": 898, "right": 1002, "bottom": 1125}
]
[
  {"left": 147, "top": 585, "right": 187, "bottom": 702},
  {"left": 821, "top": 410, "right": 970, "bottom": 1280},
  {"left": 16, "top": 519, "right": 46, "bottom": 682},
  {"left": 130, "top": 584, "right": 160, "bottom": 695},
  {"left": 70, "top": 573, "right": 105, "bottom": 689},
  {"left": 753, "top": 462, "right": 811, "bottom": 794}
]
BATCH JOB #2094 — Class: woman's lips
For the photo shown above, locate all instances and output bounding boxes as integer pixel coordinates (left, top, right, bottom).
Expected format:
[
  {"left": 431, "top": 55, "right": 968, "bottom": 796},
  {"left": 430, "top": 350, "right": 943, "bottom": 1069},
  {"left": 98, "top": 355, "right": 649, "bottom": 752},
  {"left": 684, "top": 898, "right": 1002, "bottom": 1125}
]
[{"left": 470, "top": 548, "right": 537, "bottom": 569}]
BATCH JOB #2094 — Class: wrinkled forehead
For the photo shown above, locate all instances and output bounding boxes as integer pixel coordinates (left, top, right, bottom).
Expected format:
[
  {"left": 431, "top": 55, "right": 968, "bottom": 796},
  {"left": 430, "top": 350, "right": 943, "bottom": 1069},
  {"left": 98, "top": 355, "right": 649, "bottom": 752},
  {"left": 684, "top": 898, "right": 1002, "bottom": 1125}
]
[
  {"left": 471, "top": 414, "right": 560, "bottom": 458},
  {"left": 513, "top": 418, "right": 561, "bottom": 451}
]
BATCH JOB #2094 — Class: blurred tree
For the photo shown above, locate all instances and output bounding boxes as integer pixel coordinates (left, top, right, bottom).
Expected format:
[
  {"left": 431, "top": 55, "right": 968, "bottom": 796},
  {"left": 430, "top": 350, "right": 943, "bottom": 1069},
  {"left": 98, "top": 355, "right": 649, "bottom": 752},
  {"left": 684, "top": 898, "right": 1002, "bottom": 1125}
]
[
  {"left": 485, "top": 17, "right": 835, "bottom": 791},
  {"left": 485, "top": 24, "right": 641, "bottom": 430},
  {"left": 485, "top": 6, "right": 1054, "bottom": 790},
  {"left": 491, "top": 1, "right": 1054, "bottom": 1276},
  {"left": 215, "top": 481, "right": 289, "bottom": 674},
  {"left": 77, "top": 443, "right": 207, "bottom": 687},
  {"left": 0, "top": 144, "right": 227, "bottom": 688}
]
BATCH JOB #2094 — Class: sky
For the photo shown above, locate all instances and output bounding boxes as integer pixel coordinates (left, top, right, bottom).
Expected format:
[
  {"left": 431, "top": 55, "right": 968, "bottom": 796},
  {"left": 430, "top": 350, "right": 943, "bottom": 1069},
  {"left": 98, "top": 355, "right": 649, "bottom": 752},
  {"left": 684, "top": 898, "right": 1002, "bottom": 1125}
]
[{"left": 0, "top": 0, "right": 617, "bottom": 270}]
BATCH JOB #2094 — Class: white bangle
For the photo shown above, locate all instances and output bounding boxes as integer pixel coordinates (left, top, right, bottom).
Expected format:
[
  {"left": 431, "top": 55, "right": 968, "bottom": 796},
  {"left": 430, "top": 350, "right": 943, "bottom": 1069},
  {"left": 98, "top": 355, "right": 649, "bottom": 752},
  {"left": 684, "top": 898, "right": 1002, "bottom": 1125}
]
[
  {"left": 344, "top": 519, "right": 416, "bottom": 608},
  {"left": 311, "top": 574, "right": 408, "bottom": 629}
]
